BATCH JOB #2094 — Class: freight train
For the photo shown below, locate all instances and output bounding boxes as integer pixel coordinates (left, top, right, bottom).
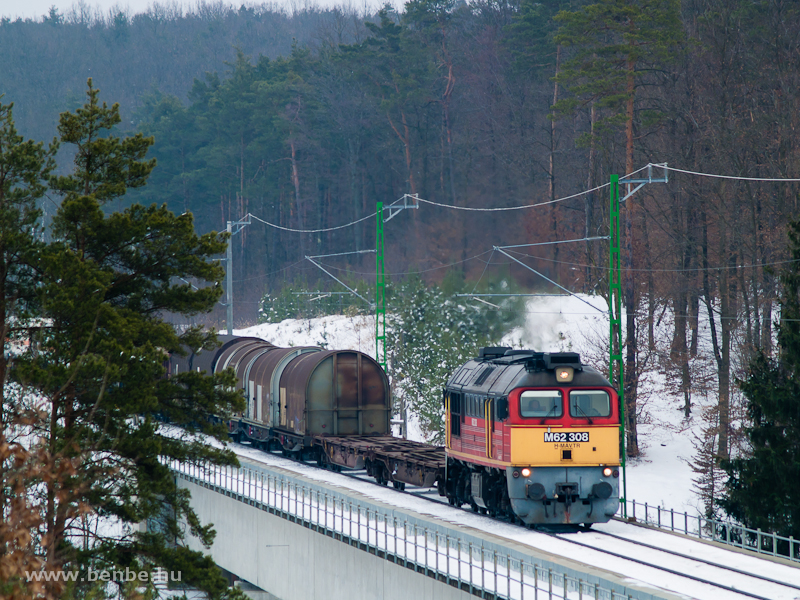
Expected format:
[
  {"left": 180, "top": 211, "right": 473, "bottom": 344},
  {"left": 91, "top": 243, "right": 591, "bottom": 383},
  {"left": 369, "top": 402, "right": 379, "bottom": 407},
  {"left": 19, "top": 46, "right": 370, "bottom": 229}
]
[{"left": 169, "top": 336, "right": 620, "bottom": 526}]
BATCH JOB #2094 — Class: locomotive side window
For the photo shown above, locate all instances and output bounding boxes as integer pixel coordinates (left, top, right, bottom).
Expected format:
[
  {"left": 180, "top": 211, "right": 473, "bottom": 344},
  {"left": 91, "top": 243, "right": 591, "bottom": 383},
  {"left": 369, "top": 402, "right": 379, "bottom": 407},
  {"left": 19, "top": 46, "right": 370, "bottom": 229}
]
[
  {"left": 569, "top": 390, "right": 611, "bottom": 417},
  {"left": 520, "top": 390, "right": 562, "bottom": 418},
  {"left": 450, "top": 392, "right": 461, "bottom": 436}
]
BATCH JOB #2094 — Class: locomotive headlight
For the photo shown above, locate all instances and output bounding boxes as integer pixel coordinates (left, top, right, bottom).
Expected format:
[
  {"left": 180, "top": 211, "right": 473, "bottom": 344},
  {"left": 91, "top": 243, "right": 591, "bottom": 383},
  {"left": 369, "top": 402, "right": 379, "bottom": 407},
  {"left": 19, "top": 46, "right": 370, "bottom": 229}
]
[
  {"left": 603, "top": 467, "right": 613, "bottom": 477},
  {"left": 555, "top": 367, "right": 574, "bottom": 383},
  {"left": 521, "top": 468, "right": 531, "bottom": 478}
]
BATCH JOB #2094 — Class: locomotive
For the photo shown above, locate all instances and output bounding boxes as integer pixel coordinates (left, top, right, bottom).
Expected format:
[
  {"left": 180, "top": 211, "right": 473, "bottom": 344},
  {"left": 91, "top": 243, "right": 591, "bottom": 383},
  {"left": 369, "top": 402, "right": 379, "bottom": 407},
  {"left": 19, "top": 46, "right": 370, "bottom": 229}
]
[
  {"left": 442, "top": 347, "right": 621, "bottom": 526},
  {"left": 169, "top": 337, "right": 620, "bottom": 527}
]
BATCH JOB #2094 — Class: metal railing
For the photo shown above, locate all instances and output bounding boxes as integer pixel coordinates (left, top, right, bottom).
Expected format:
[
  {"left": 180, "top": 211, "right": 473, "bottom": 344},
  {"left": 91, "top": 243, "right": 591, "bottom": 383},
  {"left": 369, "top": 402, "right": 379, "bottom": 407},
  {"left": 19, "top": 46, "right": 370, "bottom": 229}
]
[
  {"left": 624, "top": 499, "right": 799, "bottom": 564},
  {"left": 170, "top": 459, "right": 670, "bottom": 600}
]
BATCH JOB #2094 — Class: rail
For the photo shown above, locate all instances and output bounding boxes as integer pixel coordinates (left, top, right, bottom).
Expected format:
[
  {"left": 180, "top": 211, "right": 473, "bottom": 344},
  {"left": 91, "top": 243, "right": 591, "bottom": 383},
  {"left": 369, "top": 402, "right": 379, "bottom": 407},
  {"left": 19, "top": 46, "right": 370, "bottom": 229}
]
[
  {"left": 169, "top": 459, "right": 670, "bottom": 600},
  {"left": 624, "top": 499, "right": 799, "bottom": 564}
]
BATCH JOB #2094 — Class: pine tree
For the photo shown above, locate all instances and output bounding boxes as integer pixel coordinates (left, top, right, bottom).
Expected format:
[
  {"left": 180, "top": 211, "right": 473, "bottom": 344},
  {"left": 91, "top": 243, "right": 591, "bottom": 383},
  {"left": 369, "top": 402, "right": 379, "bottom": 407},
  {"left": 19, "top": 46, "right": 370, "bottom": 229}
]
[
  {"left": 553, "top": 0, "right": 683, "bottom": 457},
  {"left": 341, "top": 8, "right": 435, "bottom": 197},
  {"left": 553, "top": 0, "right": 683, "bottom": 171},
  {"left": 720, "top": 220, "right": 800, "bottom": 540},
  {"left": 0, "top": 100, "right": 56, "bottom": 423},
  {"left": 0, "top": 101, "right": 59, "bottom": 599},
  {"left": 11, "top": 80, "right": 245, "bottom": 598}
]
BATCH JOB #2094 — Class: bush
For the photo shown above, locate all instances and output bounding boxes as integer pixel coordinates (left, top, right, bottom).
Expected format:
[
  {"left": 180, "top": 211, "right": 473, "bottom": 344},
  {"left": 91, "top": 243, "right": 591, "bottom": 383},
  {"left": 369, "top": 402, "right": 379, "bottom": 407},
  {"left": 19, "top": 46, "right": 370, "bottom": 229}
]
[
  {"left": 386, "top": 273, "right": 522, "bottom": 443},
  {"left": 258, "top": 277, "right": 374, "bottom": 323}
]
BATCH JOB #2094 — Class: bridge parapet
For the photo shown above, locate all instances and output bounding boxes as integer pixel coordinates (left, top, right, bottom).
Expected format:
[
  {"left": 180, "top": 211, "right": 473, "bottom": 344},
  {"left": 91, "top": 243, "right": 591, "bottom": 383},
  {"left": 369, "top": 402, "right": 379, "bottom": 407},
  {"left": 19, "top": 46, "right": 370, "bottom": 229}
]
[{"left": 170, "top": 457, "right": 679, "bottom": 600}]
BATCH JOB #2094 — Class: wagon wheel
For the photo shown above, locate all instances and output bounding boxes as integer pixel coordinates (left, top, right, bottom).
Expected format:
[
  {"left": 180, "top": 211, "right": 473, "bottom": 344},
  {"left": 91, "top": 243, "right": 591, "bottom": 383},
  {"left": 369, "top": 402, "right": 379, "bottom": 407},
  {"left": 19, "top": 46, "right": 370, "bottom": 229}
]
[{"left": 375, "top": 465, "right": 389, "bottom": 486}]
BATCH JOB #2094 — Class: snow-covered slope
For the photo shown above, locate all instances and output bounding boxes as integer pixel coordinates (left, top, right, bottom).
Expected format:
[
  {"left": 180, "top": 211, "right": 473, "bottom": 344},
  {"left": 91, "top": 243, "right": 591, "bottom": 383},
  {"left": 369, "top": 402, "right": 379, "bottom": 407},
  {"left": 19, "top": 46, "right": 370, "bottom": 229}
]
[{"left": 237, "top": 313, "right": 375, "bottom": 356}]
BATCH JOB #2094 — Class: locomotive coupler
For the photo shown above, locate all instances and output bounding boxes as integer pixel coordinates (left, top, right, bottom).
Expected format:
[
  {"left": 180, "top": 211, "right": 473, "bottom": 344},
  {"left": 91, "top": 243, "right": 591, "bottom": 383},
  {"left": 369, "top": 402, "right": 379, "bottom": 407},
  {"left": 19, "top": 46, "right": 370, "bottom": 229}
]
[{"left": 555, "top": 482, "right": 579, "bottom": 510}]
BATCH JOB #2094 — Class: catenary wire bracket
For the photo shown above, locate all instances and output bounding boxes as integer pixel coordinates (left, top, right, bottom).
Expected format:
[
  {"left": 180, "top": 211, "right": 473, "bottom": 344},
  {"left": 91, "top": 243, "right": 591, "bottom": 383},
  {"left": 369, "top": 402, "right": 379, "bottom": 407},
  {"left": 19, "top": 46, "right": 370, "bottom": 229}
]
[{"left": 305, "top": 250, "right": 376, "bottom": 308}]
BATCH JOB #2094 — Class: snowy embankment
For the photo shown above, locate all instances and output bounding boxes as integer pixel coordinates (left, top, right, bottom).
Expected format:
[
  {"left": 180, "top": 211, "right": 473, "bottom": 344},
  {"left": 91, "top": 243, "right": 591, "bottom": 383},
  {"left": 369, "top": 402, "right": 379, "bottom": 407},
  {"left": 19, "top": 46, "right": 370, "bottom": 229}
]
[{"left": 236, "top": 294, "right": 709, "bottom": 518}]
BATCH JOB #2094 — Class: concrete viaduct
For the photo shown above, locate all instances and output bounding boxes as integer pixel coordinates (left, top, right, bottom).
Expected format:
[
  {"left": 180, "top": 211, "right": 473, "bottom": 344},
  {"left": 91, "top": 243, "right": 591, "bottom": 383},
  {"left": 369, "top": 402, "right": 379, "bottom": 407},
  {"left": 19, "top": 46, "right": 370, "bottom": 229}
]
[{"left": 173, "top": 456, "right": 679, "bottom": 600}]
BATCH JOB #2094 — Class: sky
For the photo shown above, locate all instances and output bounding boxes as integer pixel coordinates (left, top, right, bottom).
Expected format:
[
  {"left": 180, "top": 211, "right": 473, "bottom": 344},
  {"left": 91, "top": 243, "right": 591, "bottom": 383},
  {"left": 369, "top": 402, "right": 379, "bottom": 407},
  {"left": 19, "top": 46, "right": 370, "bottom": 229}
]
[
  {"left": 0, "top": 0, "right": 388, "bottom": 21},
  {"left": 1, "top": 0, "right": 150, "bottom": 21}
]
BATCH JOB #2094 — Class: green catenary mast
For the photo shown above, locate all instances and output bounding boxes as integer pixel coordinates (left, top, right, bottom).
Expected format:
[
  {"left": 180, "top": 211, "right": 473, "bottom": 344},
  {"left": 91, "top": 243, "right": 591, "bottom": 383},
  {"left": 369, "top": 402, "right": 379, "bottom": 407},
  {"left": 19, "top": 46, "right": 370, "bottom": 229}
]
[
  {"left": 609, "top": 174, "right": 626, "bottom": 517},
  {"left": 376, "top": 201, "right": 386, "bottom": 371}
]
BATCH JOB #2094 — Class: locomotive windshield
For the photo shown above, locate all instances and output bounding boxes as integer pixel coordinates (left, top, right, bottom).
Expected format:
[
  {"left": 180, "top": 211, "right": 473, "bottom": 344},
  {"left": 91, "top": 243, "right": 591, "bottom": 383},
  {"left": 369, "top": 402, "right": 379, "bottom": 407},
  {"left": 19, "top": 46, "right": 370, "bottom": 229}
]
[
  {"left": 569, "top": 390, "right": 611, "bottom": 418},
  {"left": 520, "top": 390, "right": 562, "bottom": 418}
]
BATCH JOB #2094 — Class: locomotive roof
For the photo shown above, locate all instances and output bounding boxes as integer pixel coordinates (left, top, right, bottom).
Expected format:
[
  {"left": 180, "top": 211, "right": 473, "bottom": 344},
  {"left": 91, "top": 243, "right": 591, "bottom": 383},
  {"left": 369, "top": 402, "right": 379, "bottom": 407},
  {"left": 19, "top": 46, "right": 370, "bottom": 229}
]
[{"left": 446, "top": 348, "right": 612, "bottom": 396}]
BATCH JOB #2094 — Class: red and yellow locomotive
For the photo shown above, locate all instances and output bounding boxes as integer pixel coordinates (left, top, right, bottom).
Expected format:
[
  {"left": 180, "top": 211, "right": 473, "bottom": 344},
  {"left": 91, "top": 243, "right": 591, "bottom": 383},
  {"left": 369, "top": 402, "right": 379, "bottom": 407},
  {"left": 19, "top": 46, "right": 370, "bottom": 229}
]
[{"left": 443, "top": 347, "right": 621, "bottom": 526}]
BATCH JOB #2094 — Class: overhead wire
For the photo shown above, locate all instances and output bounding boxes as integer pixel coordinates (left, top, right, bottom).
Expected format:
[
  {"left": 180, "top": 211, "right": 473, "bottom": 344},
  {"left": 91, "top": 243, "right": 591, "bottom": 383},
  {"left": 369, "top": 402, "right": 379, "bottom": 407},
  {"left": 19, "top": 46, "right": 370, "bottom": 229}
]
[
  {"left": 233, "top": 162, "right": 799, "bottom": 284},
  {"left": 414, "top": 183, "right": 609, "bottom": 211},
  {"left": 235, "top": 163, "right": 800, "bottom": 236},
  {"left": 245, "top": 193, "right": 410, "bottom": 233},
  {"left": 248, "top": 211, "right": 376, "bottom": 233},
  {"left": 505, "top": 250, "right": 800, "bottom": 274},
  {"left": 312, "top": 249, "right": 496, "bottom": 277},
  {"left": 470, "top": 248, "right": 496, "bottom": 295},
  {"left": 662, "top": 165, "right": 800, "bottom": 182},
  {"left": 239, "top": 165, "right": 659, "bottom": 235},
  {"left": 250, "top": 239, "right": 799, "bottom": 283},
  {"left": 231, "top": 258, "right": 314, "bottom": 284}
]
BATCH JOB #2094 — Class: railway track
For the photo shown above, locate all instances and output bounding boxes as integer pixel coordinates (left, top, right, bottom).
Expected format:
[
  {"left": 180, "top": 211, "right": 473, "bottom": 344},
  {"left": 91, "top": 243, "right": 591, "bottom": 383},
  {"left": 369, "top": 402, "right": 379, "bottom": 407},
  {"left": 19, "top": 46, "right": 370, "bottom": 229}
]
[
  {"left": 590, "top": 527, "right": 800, "bottom": 594},
  {"left": 547, "top": 528, "right": 800, "bottom": 600}
]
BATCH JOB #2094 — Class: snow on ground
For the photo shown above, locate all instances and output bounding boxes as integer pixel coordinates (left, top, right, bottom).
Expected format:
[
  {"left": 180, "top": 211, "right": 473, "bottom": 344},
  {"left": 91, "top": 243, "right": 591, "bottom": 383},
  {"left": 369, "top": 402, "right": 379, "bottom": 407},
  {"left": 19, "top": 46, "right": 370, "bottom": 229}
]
[
  {"left": 237, "top": 313, "right": 375, "bottom": 357},
  {"left": 235, "top": 294, "right": 716, "bottom": 519}
]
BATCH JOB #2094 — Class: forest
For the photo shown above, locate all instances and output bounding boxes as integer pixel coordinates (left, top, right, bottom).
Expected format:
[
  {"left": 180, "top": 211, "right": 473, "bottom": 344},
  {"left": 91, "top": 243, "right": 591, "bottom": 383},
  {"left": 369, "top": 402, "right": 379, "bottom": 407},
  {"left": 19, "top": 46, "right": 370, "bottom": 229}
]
[{"left": 1, "top": 0, "right": 799, "bottom": 537}]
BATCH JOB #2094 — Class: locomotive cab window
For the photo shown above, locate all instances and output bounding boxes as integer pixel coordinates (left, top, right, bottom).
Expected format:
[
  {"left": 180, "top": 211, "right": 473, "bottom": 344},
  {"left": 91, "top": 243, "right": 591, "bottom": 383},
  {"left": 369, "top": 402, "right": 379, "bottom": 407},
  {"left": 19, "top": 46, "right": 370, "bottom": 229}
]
[
  {"left": 520, "top": 390, "right": 562, "bottom": 418},
  {"left": 569, "top": 390, "right": 611, "bottom": 418}
]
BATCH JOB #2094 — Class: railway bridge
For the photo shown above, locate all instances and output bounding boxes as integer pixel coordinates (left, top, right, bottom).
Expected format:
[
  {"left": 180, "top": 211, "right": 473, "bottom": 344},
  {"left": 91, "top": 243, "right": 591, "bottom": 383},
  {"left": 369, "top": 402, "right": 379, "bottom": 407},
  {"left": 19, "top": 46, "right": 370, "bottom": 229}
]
[{"left": 173, "top": 455, "right": 678, "bottom": 600}]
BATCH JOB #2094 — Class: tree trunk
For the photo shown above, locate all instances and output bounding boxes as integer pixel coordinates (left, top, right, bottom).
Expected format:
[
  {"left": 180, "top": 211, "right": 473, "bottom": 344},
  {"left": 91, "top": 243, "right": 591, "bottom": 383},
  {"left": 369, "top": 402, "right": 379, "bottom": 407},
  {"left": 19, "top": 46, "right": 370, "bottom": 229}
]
[
  {"left": 585, "top": 101, "right": 596, "bottom": 286},
  {"left": 623, "top": 57, "right": 638, "bottom": 457},
  {"left": 549, "top": 46, "right": 561, "bottom": 281},
  {"left": 289, "top": 139, "right": 305, "bottom": 259},
  {"left": 348, "top": 138, "right": 362, "bottom": 251},
  {"left": 642, "top": 201, "right": 655, "bottom": 351},
  {"left": 701, "top": 206, "right": 733, "bottom": 461},
  {"left": 670, "top": 196, "right": 693, "bottom": 418}
]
